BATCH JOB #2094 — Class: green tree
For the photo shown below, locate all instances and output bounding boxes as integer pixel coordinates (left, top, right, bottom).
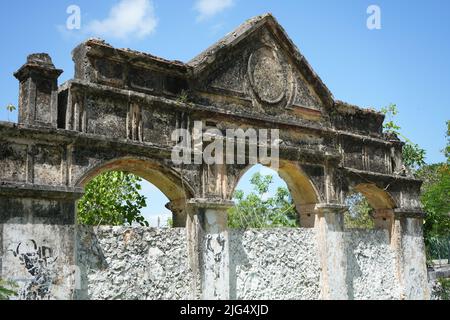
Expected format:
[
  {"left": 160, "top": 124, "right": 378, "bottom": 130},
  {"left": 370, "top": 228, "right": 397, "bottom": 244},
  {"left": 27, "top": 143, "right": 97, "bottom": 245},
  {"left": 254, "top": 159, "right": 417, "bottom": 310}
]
[
  {"left": 228, "top": 172, "right": 298, "bottom": 229},
  {"left": 5, "top": 103, "right": 16, "bottom": 122},
  {"left": 344, "top": 193, "right": 375, "bottom": 229},
  {"left": 445, "top": 120, "right": 449, "bottom": 172},
  {"left": 415, "top": 122, "right": 450, "bottom": 258},
  {"left": 381, "top": 104, "right": 426, "bottom": 169},
  {"left": 417, "top": 124, "right": 450, "bottom": 238},
  {"left": 0, "top": 278, "right": 17, "bottom": 300},
  {"left": 77, "top": 171, "right": 149, "bottom": 227},
  {"left": 420, "top": 164, "right": 450, "bottom": 241}
]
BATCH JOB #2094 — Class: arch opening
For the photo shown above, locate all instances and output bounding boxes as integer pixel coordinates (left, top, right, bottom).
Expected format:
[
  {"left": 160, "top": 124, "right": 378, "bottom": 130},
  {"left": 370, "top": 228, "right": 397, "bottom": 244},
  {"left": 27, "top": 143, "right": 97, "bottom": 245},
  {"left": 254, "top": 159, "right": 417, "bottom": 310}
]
[
  {"left": 344, "top": 183, "right": 397, "bottom": 233},
  {"left": 75, "top": 157, "right": 193, "bottom": 228},
  {"left": 229, "top": 161, "right": 320, "bottom": 229}
]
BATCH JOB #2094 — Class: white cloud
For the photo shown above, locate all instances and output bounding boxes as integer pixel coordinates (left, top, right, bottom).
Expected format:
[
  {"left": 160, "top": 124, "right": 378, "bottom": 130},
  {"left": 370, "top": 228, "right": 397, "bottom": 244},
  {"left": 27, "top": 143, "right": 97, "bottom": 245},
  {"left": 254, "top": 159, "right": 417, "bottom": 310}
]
[
  {"left": 87, "top": 0, "right": 158, "bottom": 40},
  {"left": 194, "top": 0, "right": 234, "bottom": 21}
]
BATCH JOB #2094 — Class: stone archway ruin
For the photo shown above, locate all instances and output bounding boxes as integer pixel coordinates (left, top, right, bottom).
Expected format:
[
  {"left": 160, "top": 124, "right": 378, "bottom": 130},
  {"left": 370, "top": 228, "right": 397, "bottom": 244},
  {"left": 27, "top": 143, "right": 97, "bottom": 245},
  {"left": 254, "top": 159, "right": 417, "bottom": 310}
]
[{"left": 0, "top": 14, "right": 429, "bottom": 300}]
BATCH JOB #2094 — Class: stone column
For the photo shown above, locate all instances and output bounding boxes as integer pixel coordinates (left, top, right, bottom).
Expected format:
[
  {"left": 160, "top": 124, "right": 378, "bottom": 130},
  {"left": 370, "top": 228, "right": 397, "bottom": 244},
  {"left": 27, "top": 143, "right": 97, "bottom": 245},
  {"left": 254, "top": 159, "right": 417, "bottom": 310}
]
[
  {"left": 296, "top": 204, "right": 316, "bottom": 228},
  {"left": 373, "top": 209, "right": 394, "bottom": 236},
  {"left": 14, "top": 53, "right": 63, "bottom": 128},
  {"left": 187, "top": 198, "right": 234, "bottom": 300},
  {"left": 314, "top": 203, "right": 349, "bottom": 300},
  {"left": 165, "top": 199, "right": 188, "bottom": 228},
  {"left": 391, "top": 208, "right": 430, "bottom": 300}
]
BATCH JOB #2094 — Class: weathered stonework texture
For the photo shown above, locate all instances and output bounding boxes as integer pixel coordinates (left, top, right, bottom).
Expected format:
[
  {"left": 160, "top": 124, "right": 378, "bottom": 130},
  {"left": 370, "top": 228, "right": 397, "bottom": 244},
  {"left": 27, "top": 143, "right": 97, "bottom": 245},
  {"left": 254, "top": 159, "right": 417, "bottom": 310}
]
[
  {"left": 73, "top": 227, "right": 407, "bottom": 300},
  {"left": 76, "top": 226, "right": 193, "bottom": 300},
  {"left": 345, "top": 230, "right": 401, "bottom": 300},
  {"left": 230, "top": 228, "right": 321, "bottom": 300},
  {"left": 0, "top": 14, "right": 429, "bottom": 299}
]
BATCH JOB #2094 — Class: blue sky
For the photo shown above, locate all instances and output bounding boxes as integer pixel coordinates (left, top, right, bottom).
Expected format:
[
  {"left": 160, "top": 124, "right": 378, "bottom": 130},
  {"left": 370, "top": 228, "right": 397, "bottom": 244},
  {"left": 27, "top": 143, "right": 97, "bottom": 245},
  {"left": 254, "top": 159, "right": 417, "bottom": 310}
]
[{"left": 1, "top": 1, "right": 449, "bottom": 225}]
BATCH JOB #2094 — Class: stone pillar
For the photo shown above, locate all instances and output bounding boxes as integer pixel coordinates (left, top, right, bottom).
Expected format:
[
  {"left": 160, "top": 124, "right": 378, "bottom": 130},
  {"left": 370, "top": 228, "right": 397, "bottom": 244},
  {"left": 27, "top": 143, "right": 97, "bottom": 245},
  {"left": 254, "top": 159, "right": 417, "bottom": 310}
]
[
  {"left": 391, "top": 208, "right": 430, "bottom": 300},
  {"left": 0, "top": 185, "right": 83, "bottom": 300},
  {"left": 14, "top": 53, "right": 63, "bottom": 128},
  {"left": 187, "top": 198, "right": 234, "bottom": 300},
  {"left": 314, "top": 203, "right": 348, "bottom": 300},
  {"left": 296, "top": 204, "right": 316, "bottom": 228},
  {"left": 373, "top": 209, "right": 394, "bottom": 235},
  {"left": 165, "top": 199, "right": 188, "bottom": 228}
]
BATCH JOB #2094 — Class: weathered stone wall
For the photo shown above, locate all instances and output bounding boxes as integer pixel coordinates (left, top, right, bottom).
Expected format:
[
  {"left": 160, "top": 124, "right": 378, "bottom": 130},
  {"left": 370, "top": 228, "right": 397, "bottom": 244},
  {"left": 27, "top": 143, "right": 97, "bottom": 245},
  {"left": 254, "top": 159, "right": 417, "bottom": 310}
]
[
  {"left": 1, "top": 223, "right": 76, "bottom": 300},
  {"left": 0, "top": 224, "right": 414, "bottom": 300},
  {"left": 230, "top": 228, "right": 321, "bottom": 300},
  {"left": 345, "top": 229, "right": 401, "bottom": 300},
  {"left": 76, "top": 226, "right": 193, "bottom": 300},
  {"left": 400, "top": 218, "right": 430, "bottom": 299},
  {"left": 72, "top": 227, "right": 404, "bottom": 300}
]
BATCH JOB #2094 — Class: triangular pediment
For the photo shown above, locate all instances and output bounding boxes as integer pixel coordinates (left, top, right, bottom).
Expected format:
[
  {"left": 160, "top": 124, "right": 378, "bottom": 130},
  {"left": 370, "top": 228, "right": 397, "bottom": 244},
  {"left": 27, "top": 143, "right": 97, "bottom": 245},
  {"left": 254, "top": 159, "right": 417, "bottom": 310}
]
[{"left": 188, "top": 14, "right": 334, "bottom": 115}]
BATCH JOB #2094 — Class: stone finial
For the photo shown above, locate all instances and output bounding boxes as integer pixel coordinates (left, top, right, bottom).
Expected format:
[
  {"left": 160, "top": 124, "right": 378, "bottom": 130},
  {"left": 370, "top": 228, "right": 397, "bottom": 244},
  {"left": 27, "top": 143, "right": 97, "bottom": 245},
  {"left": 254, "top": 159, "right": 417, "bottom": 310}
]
[
  {"left": 27, "top": 53, "right": 55, "bottom": 66},
  {"left": 14, "top": 53, "right": 63, "bottom": 127},
  {"left": 14, "top": 53, "right": 63, "bottom": 81}
]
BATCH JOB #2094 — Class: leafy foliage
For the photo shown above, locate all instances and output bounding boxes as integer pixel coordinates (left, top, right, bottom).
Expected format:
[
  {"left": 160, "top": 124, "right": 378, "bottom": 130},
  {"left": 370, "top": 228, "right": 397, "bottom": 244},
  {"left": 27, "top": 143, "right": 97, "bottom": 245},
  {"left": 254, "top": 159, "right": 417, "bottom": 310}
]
[
  {"left": 77, "top": 171, "right": 149, "bottom": 227},
  {"left": 6, "top": 103, "right": 16, "bottom": 113},
  {"left": 435, "top": 278, "right": 450, "bottom": 300},
  {"left": 0, "top": 278, "right": 18, "bottom": 300},
  {"left": 228, "top": 172, "right": 298, "bottom": 229},
  {"left": 402, "top": 143, "right": 427, "bottom": 169},
  {"left": 381, "top": 104, "right": 426, "bottom": 169},
  {"left": 445, "top": 120, "right": 450, "bottom": 162},
  {"left": 381, "top": 103, "right": 401, "bottom": 133},
  {"left": 344, "top": 193, "right": 375, "bottom": 229},
  {"left": 417, "top": 124, "right": 450, "bottom": 256},
  {"left": 418, "top": 164, "right": 450, "bottom": 244},
  {"left": 5, "top": 103, "right": 16, "bottom": 122}
]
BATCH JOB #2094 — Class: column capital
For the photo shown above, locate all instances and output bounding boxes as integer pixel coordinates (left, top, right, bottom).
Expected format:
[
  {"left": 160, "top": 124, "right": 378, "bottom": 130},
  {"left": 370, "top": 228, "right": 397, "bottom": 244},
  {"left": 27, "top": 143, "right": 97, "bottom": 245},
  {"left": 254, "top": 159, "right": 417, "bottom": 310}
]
[
  {"left": 297, "top": 203, "right": 316, "bottom": 213},
  {"left": 0, "top": 182, "right": 84, "bottom": 200},
  {"left": 315, "top": 203, "right": 348, "bottom": 214},
  {"left": 166, "top": 199, "right": 188, "bottom": 228},
  {"left": 372, "top": 208, "right": 394, "bottom": 219},
  {"left": 188, "top": 198, "right": 235, "bottom": 210},
  {"left": 165, "top": 198, "right": 186, "bottom": 212},
  {"left": 393, "top": 207, "right": 426, "bottom": 219}
]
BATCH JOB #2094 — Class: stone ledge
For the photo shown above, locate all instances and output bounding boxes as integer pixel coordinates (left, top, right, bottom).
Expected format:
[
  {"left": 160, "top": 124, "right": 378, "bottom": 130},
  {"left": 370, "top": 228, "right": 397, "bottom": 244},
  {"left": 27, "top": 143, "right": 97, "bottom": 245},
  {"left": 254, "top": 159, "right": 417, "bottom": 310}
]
[
  {"left": 343, "top": 167, "right": 423, "bottom": 183},
  {"left": 393, "top": 208, "right": 426, "bottom": 219},
  {"left": 188, "top": 198, "right": 235, "bottom": 210},
  {"left": 0, "top": 182, "right": 84, "bottom": 200},
  {"left": 315, "top": 203, "right": 348, "bottom": 213},
  {"left": 59, "top": 79, "right": 395, "bottom": 147}
]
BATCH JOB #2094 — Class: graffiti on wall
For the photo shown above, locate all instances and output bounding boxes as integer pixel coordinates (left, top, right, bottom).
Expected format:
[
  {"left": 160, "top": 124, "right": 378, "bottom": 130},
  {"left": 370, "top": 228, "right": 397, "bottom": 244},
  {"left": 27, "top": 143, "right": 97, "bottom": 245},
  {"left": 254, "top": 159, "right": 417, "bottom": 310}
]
[{"left": 8, "top": 239, "right": 58, "bottom": 300}]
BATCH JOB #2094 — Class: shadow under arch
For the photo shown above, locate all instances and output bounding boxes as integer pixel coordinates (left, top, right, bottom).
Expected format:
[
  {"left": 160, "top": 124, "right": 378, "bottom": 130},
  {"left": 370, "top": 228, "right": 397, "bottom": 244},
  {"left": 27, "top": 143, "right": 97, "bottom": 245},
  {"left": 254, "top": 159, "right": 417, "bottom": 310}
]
[
  {"left": 348, "top": 183, "right": 398, "bottom": 234},
  {"left": 353, "top": 183, "right": 397, "bottom": 210},
  {"left": 230, "top": 160, "right": 322, "bottom": 228}
]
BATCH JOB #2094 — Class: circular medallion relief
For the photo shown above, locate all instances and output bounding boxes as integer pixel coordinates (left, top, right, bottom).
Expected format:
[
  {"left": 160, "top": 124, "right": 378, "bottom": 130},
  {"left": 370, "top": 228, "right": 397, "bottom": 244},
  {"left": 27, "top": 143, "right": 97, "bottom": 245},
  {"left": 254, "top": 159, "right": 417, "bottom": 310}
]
[{"left": 248, "top": 46, "right": 287, "bottom": 104}]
